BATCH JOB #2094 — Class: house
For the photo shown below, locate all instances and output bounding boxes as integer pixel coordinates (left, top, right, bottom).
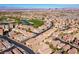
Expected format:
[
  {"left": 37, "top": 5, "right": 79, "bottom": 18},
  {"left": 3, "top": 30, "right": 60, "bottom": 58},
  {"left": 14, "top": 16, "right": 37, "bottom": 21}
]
[
  {"left": 68, "top": 48, "right": 77, "bottom": 54},
  {"left": 9, "top": 24, "right": 13, "bottom": 29},
  {"left": 0, "top": 28, "right": 3, "bottom": 35},
  {"left": 0, "top": 41, "right": 6, "bottom": 52},
  {"left": 63, "top": 45, "right": 71, "bottom": 51},
  {"left": 63, "top": 34, "right": 74, "bottom": 42},
  {"left": 4, "top": 25, "right": 9, "bottom": 31},
  {"left": 57, "top": 43, "right": 65, "bottom": 49},
  {"left": 12, "top": 48, "right": 22, "bottom": 54}
]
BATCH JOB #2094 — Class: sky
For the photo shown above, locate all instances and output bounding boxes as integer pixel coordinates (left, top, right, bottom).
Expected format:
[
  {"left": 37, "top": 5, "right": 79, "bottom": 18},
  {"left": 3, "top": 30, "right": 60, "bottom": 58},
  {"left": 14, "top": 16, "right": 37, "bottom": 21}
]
[{"left": 0, "top": 4, "right": 79, "bottom": 8}]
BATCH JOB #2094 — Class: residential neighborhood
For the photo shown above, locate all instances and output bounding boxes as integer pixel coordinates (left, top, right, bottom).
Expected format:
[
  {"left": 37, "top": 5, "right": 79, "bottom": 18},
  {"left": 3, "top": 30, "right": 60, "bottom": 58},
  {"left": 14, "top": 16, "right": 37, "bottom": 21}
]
[{"left": 1, "top": 7, "right": 79, "bottom": 54}]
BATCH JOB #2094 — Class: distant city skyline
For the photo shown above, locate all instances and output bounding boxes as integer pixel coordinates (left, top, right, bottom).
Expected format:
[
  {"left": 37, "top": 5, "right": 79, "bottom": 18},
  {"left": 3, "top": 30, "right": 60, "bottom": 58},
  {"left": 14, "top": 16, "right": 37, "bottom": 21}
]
[{"left": 0, "top": 4, "right": 79, "bottom": 9}]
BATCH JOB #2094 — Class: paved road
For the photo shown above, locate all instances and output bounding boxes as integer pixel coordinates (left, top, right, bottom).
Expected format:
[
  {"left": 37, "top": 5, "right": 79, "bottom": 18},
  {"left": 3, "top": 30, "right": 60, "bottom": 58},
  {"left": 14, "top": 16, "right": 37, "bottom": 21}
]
[{"left": 0, "top": 35, "right": 35, "bottom": 54}]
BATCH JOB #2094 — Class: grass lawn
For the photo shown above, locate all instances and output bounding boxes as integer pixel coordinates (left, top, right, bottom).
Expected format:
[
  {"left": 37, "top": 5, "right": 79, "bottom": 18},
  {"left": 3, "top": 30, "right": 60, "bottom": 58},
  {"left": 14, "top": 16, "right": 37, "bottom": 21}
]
[
  {"left": 15, "top": 18, "right": 21, "bottom": 24},
  {"left": 28, "top": 18, "right": 44, "bottom": 28}
]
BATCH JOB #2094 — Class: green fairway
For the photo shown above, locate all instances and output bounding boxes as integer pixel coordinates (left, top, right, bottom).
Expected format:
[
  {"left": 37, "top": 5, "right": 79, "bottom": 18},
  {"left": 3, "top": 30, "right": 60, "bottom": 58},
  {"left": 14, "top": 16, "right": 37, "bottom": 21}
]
[
  {"left": 15, "top": 18, "right": 21, "bottom": 24},
  {"left": 28, "top": 18, "right": 44, "bottom": 28}
]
